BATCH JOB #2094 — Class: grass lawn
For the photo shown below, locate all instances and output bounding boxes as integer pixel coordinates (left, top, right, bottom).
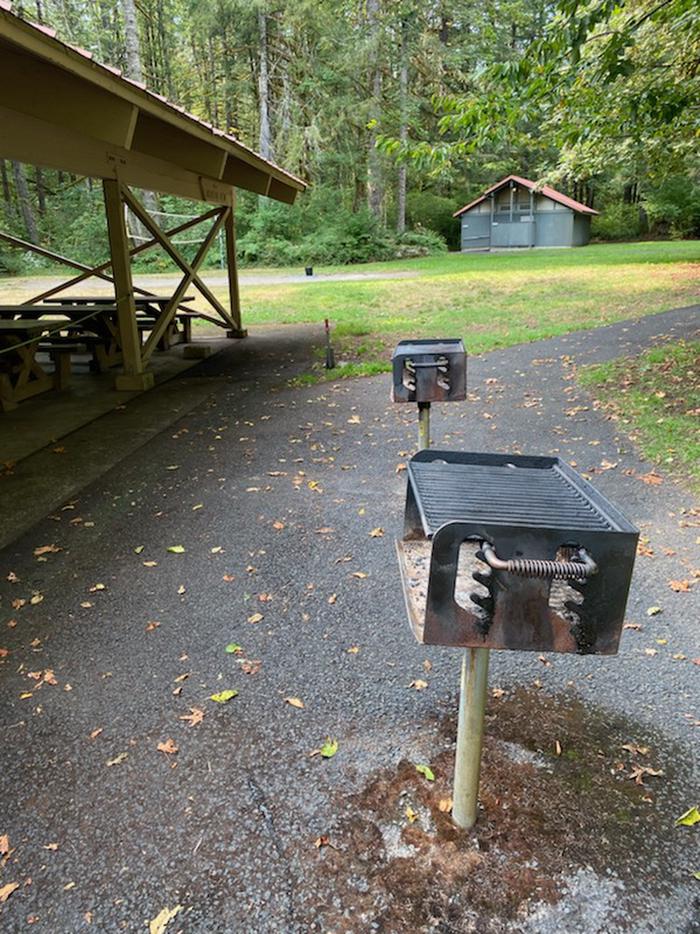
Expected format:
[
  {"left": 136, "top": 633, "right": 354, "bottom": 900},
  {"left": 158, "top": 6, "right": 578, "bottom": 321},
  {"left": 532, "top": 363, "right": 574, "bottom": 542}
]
[
  {"left": 218, "top": 240, "right": 700, "bottom": 379},
  {"left": 580, "top": 341, "right": 700, "bottom": 492}
]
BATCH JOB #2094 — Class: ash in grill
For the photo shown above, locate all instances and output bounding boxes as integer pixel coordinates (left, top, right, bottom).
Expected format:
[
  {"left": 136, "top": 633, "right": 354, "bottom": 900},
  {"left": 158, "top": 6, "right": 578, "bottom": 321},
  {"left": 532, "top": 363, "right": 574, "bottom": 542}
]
[{"left": 397, "top": 450, "right": 638, "bottom": 655}]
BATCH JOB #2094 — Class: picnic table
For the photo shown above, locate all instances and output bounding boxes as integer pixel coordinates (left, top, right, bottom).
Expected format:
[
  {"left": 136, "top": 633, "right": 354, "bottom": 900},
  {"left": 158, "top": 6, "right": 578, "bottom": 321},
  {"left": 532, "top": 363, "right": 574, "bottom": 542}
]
[{"left": 0, "top": 317, "right": 69, "bottom": 411}]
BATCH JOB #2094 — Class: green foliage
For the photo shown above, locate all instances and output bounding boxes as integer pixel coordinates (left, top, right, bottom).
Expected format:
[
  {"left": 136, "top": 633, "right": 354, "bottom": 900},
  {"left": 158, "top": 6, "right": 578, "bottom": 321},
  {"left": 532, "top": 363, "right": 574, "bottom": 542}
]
[
  {"left": 406, "top": 191, "right": 459, "bottom": 247},
  {"left": 591, "top": 203, "right": 642, "bottom": 242},
  {"left": 644, "top": 177, "right": 700, "bottom": 240}
]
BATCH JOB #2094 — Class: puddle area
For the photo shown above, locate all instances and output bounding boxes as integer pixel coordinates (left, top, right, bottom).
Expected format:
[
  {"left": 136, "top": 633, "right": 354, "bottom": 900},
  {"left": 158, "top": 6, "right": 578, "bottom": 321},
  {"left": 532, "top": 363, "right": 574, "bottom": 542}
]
[{"left": 298, "top": 687, "right": 699, "bottom": 932}]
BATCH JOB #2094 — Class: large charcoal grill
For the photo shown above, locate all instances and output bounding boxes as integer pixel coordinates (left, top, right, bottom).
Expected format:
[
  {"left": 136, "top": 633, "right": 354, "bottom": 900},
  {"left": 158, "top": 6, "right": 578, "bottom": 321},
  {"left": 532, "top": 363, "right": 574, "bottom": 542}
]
[{"left": 397, "top": 450, "right": 638, "bottom": 655}]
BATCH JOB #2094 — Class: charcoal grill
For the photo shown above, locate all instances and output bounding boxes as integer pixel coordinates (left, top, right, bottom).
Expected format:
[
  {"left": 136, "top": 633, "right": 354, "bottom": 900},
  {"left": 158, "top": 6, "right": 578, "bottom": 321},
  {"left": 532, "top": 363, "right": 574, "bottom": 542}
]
[
  {"left": 392, "top": 339, "right": 466, "bottom": 404},
  {"left": 397, "top": 449, "right": 638, "bottom": 655}
]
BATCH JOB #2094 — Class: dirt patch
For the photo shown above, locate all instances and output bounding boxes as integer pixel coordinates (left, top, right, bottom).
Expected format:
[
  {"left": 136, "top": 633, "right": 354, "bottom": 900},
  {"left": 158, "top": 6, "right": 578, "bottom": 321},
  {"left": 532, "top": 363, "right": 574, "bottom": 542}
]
[{"left": 298, "top": 687, "right": 691, "bottom": 932}]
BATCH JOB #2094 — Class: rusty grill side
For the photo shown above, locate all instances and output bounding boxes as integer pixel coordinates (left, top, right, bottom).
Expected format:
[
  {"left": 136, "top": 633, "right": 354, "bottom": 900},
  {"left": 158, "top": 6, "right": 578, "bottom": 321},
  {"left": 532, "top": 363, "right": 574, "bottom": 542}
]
[{"left": 397, "top": 450, "right": 638, "bottom": 655}]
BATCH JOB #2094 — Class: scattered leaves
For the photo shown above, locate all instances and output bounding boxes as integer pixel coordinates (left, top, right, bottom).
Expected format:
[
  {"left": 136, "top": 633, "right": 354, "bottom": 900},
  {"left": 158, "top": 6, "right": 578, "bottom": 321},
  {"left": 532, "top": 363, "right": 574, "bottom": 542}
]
[
  {"left": 149, "top": 905, "right": 183, "bottom": 934},
  {"left": 320, "top": 738, "right": 338, "bottom": 759},
  {"left": 33, "top": 544, "right": 61, "bottom": 557},
  {"left": 0, "top": 882, "right": 19, "bottom": 903},
  {"left": 209, "top": 689, "right": 238, "bottom": 704},
  {"left": 179, "top": 708, "right": 204, "bottom": 727},
  {"left": 675, "top": 806, "right": 700, "bottom": 827},
  {"left": 669, "top": 579, "right": 691, "bottom": 593}
]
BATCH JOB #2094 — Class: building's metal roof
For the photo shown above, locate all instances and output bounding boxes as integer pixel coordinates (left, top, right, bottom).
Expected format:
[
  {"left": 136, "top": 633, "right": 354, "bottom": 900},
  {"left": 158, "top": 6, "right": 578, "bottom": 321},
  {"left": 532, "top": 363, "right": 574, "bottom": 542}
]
[
  {"left": 454, "top": 175, "right": 599, "bottom": 218},
  {"left": 0, "top": 3, "right": 307, "bottom": 205}
]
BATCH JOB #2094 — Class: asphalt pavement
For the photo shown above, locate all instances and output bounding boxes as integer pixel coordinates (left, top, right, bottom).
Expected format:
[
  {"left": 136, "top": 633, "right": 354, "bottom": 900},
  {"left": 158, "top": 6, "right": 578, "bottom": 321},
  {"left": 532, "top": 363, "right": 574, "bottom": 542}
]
[{"left": 0, "top": 305, "right": 698, "bottom": 932}]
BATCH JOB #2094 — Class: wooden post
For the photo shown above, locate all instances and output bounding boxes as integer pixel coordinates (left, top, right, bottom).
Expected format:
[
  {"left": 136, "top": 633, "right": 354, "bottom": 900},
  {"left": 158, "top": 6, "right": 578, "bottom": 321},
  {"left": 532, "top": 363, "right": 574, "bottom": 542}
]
[
  {"left": 102, "top": 179, "right": 153, "bottom": 391},
  {"left": 224, "top": 199, "right": 247, "bottom": 338}
]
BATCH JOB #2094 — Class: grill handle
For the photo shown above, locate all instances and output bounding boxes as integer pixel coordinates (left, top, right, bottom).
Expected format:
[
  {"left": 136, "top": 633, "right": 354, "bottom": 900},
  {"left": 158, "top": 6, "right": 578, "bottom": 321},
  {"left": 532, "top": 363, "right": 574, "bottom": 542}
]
[{"left": 480, "top": 542, "right": 597, "bottom": 581}]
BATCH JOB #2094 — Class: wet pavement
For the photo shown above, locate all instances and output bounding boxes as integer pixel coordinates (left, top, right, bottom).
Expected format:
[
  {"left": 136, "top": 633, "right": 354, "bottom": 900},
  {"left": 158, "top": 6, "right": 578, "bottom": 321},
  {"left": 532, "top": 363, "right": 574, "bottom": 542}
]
[{"left": 0, "top": 305, "right": 698, "bottom": 932}]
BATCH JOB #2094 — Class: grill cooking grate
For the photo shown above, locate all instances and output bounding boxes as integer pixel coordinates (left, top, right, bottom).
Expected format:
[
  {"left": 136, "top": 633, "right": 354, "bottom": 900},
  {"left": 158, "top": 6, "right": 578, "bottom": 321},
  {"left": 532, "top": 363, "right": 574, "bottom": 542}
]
[{"left": 410, "top": 459, "right": 615, "bottom": 535}]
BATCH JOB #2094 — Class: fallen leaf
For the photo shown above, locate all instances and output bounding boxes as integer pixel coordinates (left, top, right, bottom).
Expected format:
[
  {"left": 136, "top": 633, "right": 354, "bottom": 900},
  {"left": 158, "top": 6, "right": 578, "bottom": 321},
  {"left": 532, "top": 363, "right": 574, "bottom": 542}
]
[
  {"left": 623, "top": 622, "right": 642, "bottom": 631},
  {"left": 622, "top": 743, "right": 650, "bottom": 756},
  {"left": 29, "top": 592, "right": 44, "bottom": 605},
  {"left": 644, "top": 648, "right": 658, "bottom": 657},
  {"left": 320, "top": 738, "right": 338, "bottom": 759},
  {"left": 247, "top": 612, "right": 264, "bottom": 624},
  {"left": 285, "top": 696, "right": 305, "bottom": 709},
  {"left": 157, "top": 739, "right": 178, "bottom": 755},
  {"left": 240, "top": 659, "right": 261, "bottom": 675},
  {"left": 0, "top": 835, "right": 9, "bottom": 855},
  {"left": 395, "top": 463, "right": 407, "bottom": 473},
  {"left": 351, "top": 571, "right": 368, "bottom": 579},
  {"left": 327, "top": 593, "right": 337, "bottom": 605},
  {"left": 149, "top": 905, "right": 183, "bottom": 934},
  {"left": 438, "top": 797, "right": 453, "bottom": 813},
  {"left": 629, "top": 764, "right": 664, "bottom": 785},
  {"left": 409, "top": 679, "right": 428, "bottom": 691},
  {"left": 369, "top": 527, "right": 384, "bottom": 538},
  {"left": 647, "top": 606, "right": 662, "bottom": 616},
  {"left": 42, "top": 843, "right": 59, "bottom": 851},
  {"left": 675, "top": 806, "right": 700, "bottom": 827},
  {"left": 106, "top": 752, "right": 128, "bottom": 766},
  {"left": 555, "top": 740, "right": 562, "bottom": 756},
  {"left": 145, "top": 621, "right": 160, "bottom": 632},
  {"left": 405, "top": 806, "right": 418, "bottom": 823},
  {"left": 177, "top": 585, "right": 186, "bottom": 595},
  {"left": 347, "top": 645, "right": 360, "bottom": 654},
  {"left": 134, "top": 545, "right": 144, "bottom": 554},
  {"left": 43, "top": 669, "right": 58, "bottom": 685},
  {"left": 347, "top": 414, "right": 361, "bottom": 424},
  {"left": 0, "top": 648, "right": 8, "bottom": 658},
  {"left": 272, "top": 520, "right": 286, "bottom": 531},
  {"left": 0, "top": 882, "right": 19, "bottom": 903},
  {"left": 174, "top": 672, "right": 189, "bottom": 683},
  {"left": 179, "top": 708, "right": 204, "bottom": 727},
  {"left": 33, "top": 544, "right": 61, "bottom": 557},
  {"left": 210, "top": 690, "right": 238, "bottom": 703},
  {"left": 415, "top": 764, "right": 435, "bottom": 782},
  {"left": 89, "top": 728, "right": 103, "bottom": 740},
  {"left": 225, "top": 643, "right": 243, "bottom": 654},
  {"left": 669, "top": 579, "right": 691, "bottom": 593},
  {"left": 639, "top": 472, "right": 663, "bottom": 486},
  {"left": 211, "top": 546, "right": 223, "bottom": 554},
  {"left": 89, "top": 583, "right": 106, "bottom": 593},
  {"left": 167, "top": 545, "right": 185, "bottom": 554},
  {"left": 143, "top": 561, "right": 158, "bottom": 568}
]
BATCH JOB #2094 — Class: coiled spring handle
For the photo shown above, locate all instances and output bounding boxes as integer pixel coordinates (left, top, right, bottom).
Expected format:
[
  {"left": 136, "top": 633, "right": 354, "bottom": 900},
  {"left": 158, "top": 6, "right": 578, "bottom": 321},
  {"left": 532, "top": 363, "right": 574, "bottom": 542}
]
[{"left": 480, "top": 542, "right": 597, "bottom": 581}]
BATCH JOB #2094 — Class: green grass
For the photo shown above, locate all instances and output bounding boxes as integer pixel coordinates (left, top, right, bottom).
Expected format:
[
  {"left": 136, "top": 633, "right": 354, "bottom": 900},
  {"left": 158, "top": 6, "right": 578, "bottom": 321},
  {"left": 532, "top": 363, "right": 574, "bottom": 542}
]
[
  {"left": 221, "top": 240, "right": 700, "bottom": 380},
  {"left": 580, "top": 341, "right": 700, "bottom": 492}
]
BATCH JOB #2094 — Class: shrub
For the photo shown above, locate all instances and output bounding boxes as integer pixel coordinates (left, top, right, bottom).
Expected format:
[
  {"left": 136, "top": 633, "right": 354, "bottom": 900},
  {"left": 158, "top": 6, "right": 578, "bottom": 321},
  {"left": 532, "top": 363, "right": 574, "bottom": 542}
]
[
  {"left": 591, "top": 202, "right": 642, "bottom": 241},
  {"left": 406, "top": 191, "right": 460, "bottom": 248},
  {"left": 644, "top": 177, "right": 700, "bottom": 239}
]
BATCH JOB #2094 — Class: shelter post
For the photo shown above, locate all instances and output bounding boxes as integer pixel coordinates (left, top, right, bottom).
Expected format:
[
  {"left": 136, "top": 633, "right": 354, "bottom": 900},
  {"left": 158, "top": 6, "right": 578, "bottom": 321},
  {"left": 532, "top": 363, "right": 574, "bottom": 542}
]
[
  {"left": 224, "top": 201, "right": 247, "bottom": 339},
  {"left": 103, "top": 179, "right": 154, "bottom": 391}
]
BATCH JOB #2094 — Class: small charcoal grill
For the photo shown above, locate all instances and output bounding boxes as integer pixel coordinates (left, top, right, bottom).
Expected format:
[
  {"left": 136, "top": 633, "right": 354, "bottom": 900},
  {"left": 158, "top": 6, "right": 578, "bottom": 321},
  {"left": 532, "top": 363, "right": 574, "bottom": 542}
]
[
  {"left": 392, "top": 339, "right": 466, "bottom": 403},
  {"left": 397, "top": 449, "right": 638, "bottom": 655}
]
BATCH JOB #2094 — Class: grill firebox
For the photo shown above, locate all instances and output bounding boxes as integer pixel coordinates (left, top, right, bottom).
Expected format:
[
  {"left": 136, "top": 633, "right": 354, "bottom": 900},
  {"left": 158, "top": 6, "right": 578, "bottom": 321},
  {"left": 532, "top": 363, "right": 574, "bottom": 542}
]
[
  {"left": 397, "top": 449, "right": 638, "bottom": 654},
  {"left": 391, "top": 339, "right": 466, "bottom": 403}
]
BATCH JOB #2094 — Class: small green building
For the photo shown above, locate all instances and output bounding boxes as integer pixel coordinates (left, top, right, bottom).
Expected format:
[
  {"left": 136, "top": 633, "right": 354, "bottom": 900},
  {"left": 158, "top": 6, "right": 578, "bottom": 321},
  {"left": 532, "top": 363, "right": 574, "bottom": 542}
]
[{"left": 455, "top": 175, "right": 598, "bottom": 251}]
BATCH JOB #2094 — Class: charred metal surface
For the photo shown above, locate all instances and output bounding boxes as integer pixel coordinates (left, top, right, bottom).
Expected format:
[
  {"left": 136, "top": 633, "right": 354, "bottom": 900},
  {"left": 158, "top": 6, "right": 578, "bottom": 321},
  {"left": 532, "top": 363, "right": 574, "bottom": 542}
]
[
  {"left": 397, "top": 449, "right": 638, "bottom": 654},
  {"left": 391, "top": 339, "right": 467, "bottom": 403}
]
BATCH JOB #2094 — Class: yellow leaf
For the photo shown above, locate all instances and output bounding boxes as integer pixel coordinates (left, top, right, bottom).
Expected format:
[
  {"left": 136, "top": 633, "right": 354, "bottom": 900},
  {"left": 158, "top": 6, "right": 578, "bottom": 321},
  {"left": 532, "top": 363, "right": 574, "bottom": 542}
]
[
  {"left": 209, "top": 689, "right": 238, "bottom": 703},
  {"left": 369, "top": 527, "right": 384, "bottom": 538},
  {"left": 675, "top": 806, "right": 700, "bottom": 827},
  {"left": 285, "top": 696, "right": 305, "bottom": 709},
  {"left": 405, "top": 806, "right": 417, "bottom": 823},
  {"left": 438, "top": 797, "right": 453, "bottom": 813},
  {"left": 149, "top": 905, "right": 183, "bottom": 934},
  {"left": 248, "top": 612, "right": 264, "bottom": 624}
]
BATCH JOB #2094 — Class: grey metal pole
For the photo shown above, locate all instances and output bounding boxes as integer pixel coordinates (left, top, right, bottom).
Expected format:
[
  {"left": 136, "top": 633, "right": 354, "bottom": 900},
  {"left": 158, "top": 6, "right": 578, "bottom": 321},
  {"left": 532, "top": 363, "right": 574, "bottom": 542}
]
[
  {"left": 418, "top": 402, "right": 430, "bottom": 450},
  {"left": 452, "top": 647, "right": 490, "bottom": 829}
]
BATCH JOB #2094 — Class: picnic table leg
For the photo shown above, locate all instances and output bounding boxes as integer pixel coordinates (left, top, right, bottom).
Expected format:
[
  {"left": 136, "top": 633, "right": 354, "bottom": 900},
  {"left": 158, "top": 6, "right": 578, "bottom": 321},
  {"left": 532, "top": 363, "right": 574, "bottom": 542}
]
[{"left": 103, "top": 179, "right": 154, "bottom": 391}]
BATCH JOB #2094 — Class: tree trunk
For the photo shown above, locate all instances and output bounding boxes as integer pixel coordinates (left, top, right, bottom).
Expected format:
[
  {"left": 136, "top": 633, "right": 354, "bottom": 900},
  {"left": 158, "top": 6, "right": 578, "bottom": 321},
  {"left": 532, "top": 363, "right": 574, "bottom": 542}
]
[
  {"left": 121, "top": 0, "right": 143, "bottom": 82},
  {"left": 396, "top": 17, "right": 408, "bottom": 234},
  {"left": 366, "top": 0, "right": 383, "bottom": 220},
  {"left": 1, "top": 161, "right": 12, "bottom": 211},
  {"left": 12, "top": 161, "right": 39, "bottom": 244},
  {"left": 34, "top": 167, "right": 46, "bottom": 216},
  {"left": 258, "top": 9, "right": 273, "bottom": 161},
  {"left": 120, "top": 0, "right": 159, "bottom": 242}
]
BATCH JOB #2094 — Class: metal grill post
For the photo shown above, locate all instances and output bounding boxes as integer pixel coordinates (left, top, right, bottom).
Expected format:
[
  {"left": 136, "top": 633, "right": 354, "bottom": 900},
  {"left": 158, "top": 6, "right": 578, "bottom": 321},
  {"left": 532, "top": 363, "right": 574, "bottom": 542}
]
[
  {"left": 418, "top": 402, "right": 430, "bottom": 450},
  {"left": 453, "top": 647, "right": 490, "bottom": 829}
]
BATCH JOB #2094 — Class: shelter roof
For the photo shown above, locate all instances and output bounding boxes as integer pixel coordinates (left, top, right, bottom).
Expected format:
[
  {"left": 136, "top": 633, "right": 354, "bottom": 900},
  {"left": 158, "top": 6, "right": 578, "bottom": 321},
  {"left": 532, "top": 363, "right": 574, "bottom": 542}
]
[
  {"left": 0, "top": 3, "right": 307, "bottom": 205},
  {"left": 453, "top": 175, "right": 599, "bottom": 217}
]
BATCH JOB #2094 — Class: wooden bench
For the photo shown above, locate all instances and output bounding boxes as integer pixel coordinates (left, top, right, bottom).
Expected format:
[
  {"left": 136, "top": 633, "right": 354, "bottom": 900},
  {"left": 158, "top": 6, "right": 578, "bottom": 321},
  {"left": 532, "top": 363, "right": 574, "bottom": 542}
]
[{"left": 37, "top": 341, "right": 84, "bottom": 390}]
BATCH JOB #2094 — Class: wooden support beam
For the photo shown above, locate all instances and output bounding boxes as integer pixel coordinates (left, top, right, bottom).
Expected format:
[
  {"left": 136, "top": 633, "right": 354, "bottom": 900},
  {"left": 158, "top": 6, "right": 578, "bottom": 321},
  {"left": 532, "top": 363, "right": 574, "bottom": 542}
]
[
  {"left": 102, "top": 179, "right": 153, "bottom": 391},
  {"left": 20, "top": 207, "right": 223, "bottom": 304},
  {"left": 224, "top": 205, "right": 246, "bottom": 338},
  {"left": 141, "top": 208, "right": 228, "bottom": 362},
  {"left": 122, "top": 187, "right": 234, "bottom": 329}
]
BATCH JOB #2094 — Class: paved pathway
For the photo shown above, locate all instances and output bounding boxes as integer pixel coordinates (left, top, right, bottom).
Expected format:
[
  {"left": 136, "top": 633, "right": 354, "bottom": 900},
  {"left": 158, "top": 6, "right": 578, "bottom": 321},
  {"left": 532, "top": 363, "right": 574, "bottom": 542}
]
[{"left": 0, "top": 306, "right": 698, "bottom": 932}]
